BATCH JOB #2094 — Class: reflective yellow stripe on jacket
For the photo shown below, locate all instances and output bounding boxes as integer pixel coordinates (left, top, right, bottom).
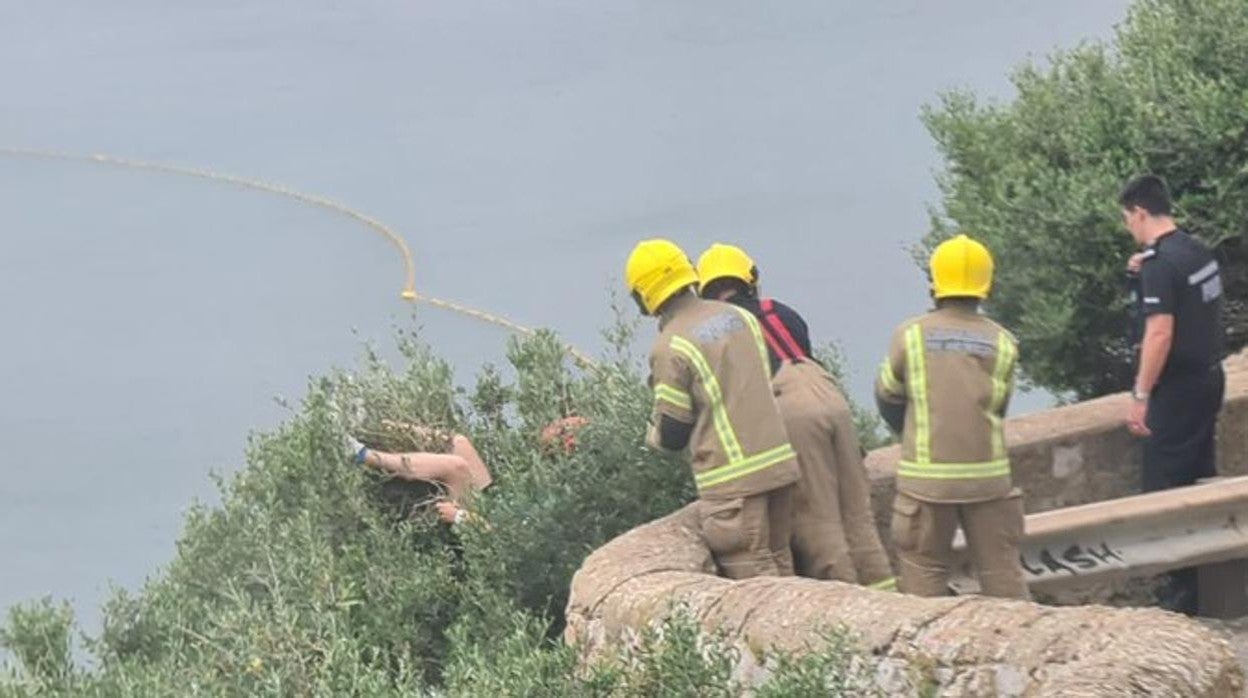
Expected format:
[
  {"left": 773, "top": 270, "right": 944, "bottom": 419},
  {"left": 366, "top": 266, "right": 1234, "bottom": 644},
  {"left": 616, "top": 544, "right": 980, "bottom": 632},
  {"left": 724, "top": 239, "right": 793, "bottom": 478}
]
[
  {"left": 904, "top": 324, "right": 931, "bottom": 464},
  {"left": 878, "top": 360, "right": 903, "bottom": 395},
  {"left": 669, "top": 333, "right": 793, "bottom": 490},
  {"left": 988, "top": 331, "right": 1016, "bottom": 460},
  {"left": 653, "top": 383, "right": 693, "bottom": 411},
  {"left": 695, "top": 443, "right": 796, "bottom": 489},
  {"left": 896, "top": 459, "right": 1011, "bottom": 479},
  {"left": 670, "top": 335, "right": 743, "bottom": 462},
  {"left": 898, "top": 323, "right": 1011, "bottom": 480},
  {"left": 735, "top": 307, "right": 773, "bottom": 381}
]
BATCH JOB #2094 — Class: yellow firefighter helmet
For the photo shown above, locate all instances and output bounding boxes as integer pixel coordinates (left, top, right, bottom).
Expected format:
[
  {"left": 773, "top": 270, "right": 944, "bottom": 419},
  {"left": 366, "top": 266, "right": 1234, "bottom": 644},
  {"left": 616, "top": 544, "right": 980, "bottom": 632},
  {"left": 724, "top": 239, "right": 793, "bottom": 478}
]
[
  {"left": 625, "top": 239, "right": 699, "bottom": 315},
  {"left": 930, "top": 234, "right": 994, "bottom": 299},
  {"left": 696, "top": 243, "right": 758, "bottom": 293}
]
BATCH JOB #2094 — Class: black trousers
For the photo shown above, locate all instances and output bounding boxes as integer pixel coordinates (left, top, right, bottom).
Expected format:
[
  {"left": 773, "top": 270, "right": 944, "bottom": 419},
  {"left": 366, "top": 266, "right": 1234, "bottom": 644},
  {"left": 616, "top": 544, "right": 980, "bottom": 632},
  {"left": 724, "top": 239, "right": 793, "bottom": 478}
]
[
  {"left": 1143, "top": 365, "right": 1225, "bottom": 492},
  {"left": 1143, "top": 364, "right": 1225, "bottom": 615}
]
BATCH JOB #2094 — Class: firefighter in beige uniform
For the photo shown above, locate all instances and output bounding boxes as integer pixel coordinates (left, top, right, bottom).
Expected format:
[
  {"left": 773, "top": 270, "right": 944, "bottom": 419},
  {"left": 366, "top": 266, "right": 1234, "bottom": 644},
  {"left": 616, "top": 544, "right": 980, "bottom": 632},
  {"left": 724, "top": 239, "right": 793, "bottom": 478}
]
[
  {"left": 627, "top": 239, "right": 801, "bottom": 579},
  {"left": 696, "top": 243, "right": 895, "bottom": 589},
  {"left": 875, "top": 235, "right": 1029, "bottom": 599}
]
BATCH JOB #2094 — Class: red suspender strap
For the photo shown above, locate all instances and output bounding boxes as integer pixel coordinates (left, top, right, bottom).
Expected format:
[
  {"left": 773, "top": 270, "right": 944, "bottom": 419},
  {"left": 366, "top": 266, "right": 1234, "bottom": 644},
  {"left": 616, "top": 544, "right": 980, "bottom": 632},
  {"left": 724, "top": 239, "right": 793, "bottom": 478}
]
[
  {"left": 756, "top": 299, "right": 791, "bottom": 360},
  {"left": 759, "top": 299, "right": 807, "bottom": 360},
  {"left": 758, "top": 318, "right": 791, "bottom": 360}
]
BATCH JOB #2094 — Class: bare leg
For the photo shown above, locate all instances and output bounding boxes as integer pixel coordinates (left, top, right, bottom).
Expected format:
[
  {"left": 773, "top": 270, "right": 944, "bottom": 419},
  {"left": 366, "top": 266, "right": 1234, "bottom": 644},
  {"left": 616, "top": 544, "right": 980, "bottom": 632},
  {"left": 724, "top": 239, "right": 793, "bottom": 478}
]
[
  {"left": 363, "top": 451, "right": 475, "bottom": 501},
  {"left": 449, "top": 434, "right": 492, "bottom": 491},
  {"left": 351, "top": 417, "right": 493, "bottom": 500}
]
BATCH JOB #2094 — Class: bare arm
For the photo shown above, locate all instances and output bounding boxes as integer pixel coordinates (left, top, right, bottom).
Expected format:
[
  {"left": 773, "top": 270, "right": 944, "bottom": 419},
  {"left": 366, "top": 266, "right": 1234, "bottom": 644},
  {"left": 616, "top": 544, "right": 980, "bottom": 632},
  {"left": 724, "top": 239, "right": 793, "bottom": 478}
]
[
  {"left": 363, "top": 449, "right": 475, "bottom": 500},
  {"left": 1126, "top": 314, "right": 1173, "bottom": 437}
]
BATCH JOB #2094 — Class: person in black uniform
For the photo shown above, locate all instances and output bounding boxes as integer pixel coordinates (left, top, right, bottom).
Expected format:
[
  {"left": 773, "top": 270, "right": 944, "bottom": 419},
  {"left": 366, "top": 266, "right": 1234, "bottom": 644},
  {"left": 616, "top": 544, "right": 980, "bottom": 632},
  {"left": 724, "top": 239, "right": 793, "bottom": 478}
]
[{"left": 1119, "top": 174, "right": 1226, "bottom": 613}]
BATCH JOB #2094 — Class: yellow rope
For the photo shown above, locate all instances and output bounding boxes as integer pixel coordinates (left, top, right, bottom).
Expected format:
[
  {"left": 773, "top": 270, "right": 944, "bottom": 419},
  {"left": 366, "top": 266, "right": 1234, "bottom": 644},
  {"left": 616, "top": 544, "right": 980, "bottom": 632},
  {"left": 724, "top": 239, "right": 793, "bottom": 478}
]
[{"left": 0, "top": 147, "right": 596, "bottom": 367}]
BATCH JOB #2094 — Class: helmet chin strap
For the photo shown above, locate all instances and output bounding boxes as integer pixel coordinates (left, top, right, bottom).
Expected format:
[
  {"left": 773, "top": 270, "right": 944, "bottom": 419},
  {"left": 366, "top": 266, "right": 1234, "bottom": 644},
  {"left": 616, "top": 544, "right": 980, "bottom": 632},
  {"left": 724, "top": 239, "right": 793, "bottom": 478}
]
[{"left": 630, "top": 289, "right": 651, "bottom": 316}]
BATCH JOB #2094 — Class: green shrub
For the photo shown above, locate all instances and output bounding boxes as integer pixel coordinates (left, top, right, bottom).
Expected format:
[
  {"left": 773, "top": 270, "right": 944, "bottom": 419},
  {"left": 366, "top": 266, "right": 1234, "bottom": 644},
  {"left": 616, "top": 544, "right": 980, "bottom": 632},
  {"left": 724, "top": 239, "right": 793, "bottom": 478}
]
[
  {"left": 756, "top": 628, "right": 877, "bottom": 698},
  {"left": 0, "top": 599, "right": 77, "bottom": 695},
  {"left": 442, "top": 604, "right": 588, "bottom": 697},
  {"left": 923, "top": 0, "right": 1248, "bottom": 399},
  {"left": 0, "top": 317, "right": 706, "bottom": 695},
  {"left": 0, "top": 307, "right": 869, "bottom": 695},
  {"left": 814, "top": 343, "right": 892, "bottom": 451},
  {"left": 602, "top": 608, "right": 739, "bottom": 698},
  {"left": 444, "top": 604, "right": 871, "bottom": 698}
]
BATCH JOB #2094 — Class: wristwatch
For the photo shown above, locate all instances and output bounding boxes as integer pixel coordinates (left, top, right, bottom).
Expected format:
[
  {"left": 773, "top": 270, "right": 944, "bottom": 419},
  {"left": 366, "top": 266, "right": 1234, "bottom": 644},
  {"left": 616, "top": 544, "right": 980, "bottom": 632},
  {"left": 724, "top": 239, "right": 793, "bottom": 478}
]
[{"left": 1131, "top": 388, "right": 1150, "bottom": 402}]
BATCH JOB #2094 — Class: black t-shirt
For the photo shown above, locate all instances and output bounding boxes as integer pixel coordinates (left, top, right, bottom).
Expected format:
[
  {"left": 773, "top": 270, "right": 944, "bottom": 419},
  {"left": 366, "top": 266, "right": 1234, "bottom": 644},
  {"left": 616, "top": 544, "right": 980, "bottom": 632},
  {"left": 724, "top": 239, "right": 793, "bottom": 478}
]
[
  {"left": 1125, "top": 272, "right": 1145, "bottom": 353},
  {"left": 1138, "top": 229, "right": 1225, "bottom": 380},
  {"left": 727, "top": 295, "right": 813, "bottom": 375}
]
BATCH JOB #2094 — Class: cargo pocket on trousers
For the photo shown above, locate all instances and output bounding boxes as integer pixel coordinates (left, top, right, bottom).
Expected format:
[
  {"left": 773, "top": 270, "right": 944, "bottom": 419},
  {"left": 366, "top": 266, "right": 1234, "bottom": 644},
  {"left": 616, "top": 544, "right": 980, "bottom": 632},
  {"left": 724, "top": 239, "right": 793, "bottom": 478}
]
[
  {"left": 890, "top": 494, "right": 922, "bottom": 553},
  {"left": 699, "top": 498, "right": 748, "bottom": 556}
]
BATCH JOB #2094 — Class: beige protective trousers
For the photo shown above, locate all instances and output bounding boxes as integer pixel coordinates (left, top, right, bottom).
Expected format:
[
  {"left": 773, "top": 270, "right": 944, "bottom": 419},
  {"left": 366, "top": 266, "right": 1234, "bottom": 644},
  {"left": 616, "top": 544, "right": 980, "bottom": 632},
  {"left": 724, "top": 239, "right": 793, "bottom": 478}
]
[
  {"left": 774, "top": 362, "right": 894, "bottom": 585},
  {"left": 891, "top": 490, "right": 1029, "bottom": 599},
  {"left": 698, "top": 485, "right": 795, "bottom": 579}
]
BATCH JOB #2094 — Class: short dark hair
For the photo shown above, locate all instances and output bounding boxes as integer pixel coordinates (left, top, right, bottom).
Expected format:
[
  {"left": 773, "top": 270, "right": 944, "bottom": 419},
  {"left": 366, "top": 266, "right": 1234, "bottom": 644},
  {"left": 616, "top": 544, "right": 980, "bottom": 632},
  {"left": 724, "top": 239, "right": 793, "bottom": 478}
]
[
  {"left": 1119, "top": 174, "right": 1173, "bottom": 216},
  {"left": 699, "top": 277, "right": 754, "bottom": 300}
]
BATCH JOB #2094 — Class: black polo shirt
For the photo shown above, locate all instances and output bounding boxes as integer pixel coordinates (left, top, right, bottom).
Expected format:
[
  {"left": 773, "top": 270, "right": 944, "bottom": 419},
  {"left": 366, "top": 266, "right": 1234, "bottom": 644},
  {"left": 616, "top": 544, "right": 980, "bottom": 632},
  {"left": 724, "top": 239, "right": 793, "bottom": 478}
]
[
  {"left": 727, "top": 295, "right": 812, "bottom": 375},
  {"left": 1138, "top": 229, "right": 1225, "bottom": 380}
]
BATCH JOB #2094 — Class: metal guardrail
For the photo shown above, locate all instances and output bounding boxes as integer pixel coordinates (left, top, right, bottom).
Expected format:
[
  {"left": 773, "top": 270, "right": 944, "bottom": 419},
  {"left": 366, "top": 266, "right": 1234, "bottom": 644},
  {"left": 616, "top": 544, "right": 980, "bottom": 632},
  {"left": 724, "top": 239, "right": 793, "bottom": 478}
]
[{"left": 950, "top": 476, "right": 1248, "bottom": 610}]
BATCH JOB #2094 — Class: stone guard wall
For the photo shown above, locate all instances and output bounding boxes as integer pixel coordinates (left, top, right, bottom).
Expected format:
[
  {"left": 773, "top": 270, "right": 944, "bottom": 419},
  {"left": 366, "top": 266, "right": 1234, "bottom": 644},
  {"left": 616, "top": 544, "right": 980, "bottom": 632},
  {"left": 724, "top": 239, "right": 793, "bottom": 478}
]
[{"left": 563, "top": 351, "right": 1248, "bottom": 695}]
